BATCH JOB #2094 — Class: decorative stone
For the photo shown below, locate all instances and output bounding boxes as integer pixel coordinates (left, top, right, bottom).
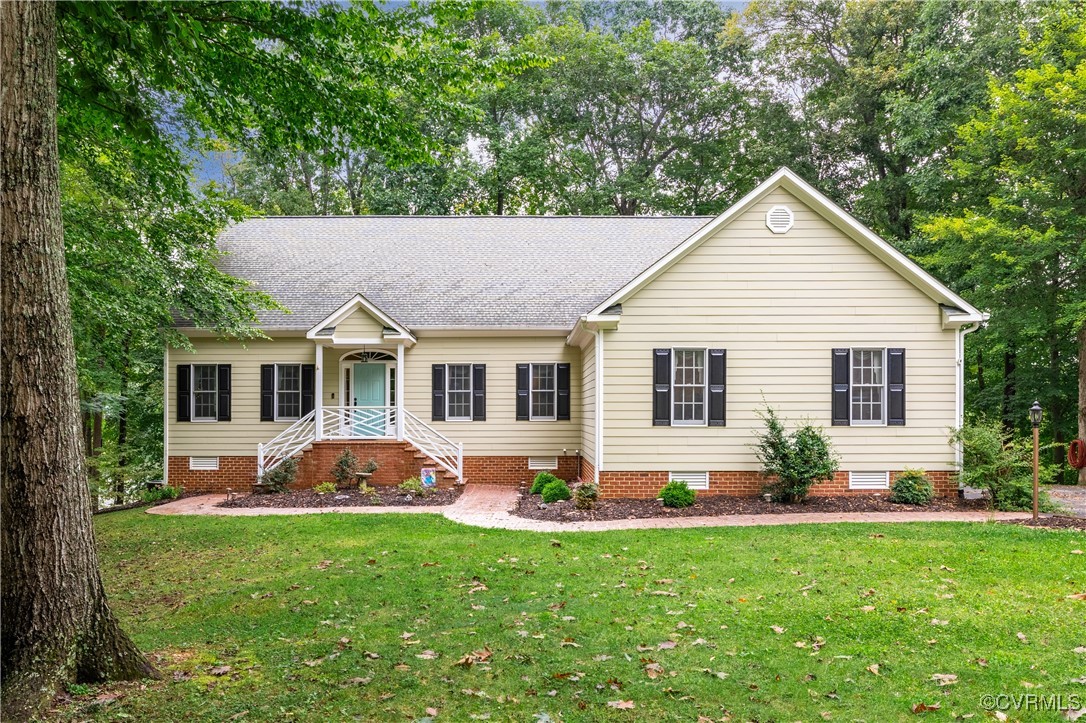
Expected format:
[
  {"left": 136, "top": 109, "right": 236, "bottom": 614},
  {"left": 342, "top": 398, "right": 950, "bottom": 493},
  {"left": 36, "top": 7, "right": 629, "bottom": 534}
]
[{"left": 334, "top": 495, "right": 349, "bottom": 500}]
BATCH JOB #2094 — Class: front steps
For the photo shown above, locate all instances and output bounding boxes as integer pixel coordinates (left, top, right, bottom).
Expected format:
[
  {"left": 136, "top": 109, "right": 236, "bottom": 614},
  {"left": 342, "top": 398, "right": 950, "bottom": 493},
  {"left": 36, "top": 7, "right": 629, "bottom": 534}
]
[{"left": 293, "top": 439, "right": 460, "bottom": 489}]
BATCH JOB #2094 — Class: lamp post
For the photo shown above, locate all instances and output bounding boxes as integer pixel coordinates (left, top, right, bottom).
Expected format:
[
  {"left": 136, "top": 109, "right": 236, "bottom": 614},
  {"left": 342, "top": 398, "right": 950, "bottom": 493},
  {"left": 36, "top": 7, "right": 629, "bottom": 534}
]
[{"left": 1029, "top": 401, "right": 1042, "bottom": 521}]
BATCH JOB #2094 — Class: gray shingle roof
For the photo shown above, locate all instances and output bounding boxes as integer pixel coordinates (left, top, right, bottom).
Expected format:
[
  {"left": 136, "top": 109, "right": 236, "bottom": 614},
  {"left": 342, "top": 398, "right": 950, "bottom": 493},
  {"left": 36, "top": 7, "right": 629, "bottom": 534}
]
[{"left": 207, "top": 216, "right": 711, "bottom": 330}]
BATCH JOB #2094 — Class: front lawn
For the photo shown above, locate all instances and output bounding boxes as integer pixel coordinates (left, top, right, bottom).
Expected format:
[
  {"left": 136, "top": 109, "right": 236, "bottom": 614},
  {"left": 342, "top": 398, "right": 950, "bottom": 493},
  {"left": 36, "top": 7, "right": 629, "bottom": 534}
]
[{"left": 57, "top": 512, "right": 1085, "bottom": 721}]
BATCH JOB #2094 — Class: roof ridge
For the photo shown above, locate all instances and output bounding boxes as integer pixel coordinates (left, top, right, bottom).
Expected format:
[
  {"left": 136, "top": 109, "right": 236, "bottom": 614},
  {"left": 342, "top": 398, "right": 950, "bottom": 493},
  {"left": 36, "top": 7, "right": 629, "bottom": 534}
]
[{"left": 237, "top": 215, "right": 716, "bottom": 220}]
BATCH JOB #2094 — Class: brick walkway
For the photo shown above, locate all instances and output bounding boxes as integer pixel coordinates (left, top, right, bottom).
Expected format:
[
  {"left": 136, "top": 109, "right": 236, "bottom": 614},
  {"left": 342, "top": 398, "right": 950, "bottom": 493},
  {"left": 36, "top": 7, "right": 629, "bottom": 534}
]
[{"left": 149, "top": 484, "right": 1030, "bottom": 530}]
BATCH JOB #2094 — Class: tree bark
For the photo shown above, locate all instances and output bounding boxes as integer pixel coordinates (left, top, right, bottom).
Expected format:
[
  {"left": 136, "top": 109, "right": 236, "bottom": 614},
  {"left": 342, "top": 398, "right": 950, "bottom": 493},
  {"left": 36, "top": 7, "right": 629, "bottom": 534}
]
[
  {"left": 1001, "top": 350, "right": 1016, "bottom": 435},
  {"left": 1, "top": 3, "right": 156, "bottom": 719},
  {"left": 1079, "top": 323, "right": 1086, "bottom": 485}
]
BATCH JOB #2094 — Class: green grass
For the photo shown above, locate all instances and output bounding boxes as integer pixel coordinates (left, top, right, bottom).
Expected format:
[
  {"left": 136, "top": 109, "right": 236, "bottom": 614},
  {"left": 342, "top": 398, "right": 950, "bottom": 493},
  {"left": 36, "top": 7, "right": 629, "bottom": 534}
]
[{"left": 55, "top": 512, "right": 1085, "bottom": 721}]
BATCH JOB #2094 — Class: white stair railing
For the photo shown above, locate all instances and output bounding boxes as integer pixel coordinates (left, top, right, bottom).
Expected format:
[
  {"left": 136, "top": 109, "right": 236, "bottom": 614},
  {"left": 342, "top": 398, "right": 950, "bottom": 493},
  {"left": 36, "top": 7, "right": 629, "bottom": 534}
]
[
  {"left": 257, "top": 410, "right": 316, "bottom": 478},
  {"left": 322, "top": 406, "right": 397, "bottom": 440},
  {"left": 401, "top": 409, "right": 463, "bottom": 482}
]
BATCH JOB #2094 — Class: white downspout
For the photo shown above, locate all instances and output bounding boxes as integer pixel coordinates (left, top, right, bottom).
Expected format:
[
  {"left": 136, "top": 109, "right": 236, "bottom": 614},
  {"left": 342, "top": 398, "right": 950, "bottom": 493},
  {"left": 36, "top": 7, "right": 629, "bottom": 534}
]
[
  {"left": 594, "top": 326, "right": 604, "bottom": 485},
  {"left": 956, "top": 321, "right": 983, "bottom": 470},
  {"left": 396, "top": 343, "right": 405, "bottom": 441},
  {"left": 163, "top": 349, "right": 169, "bottom": 486}
]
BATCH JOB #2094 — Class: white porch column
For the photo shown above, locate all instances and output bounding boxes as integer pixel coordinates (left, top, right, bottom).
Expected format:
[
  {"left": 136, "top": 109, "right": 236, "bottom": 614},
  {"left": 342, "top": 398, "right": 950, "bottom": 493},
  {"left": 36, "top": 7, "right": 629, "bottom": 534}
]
[
  {"left": 396, "top": 343, "right": 405, "bottom": 441},
  {"left": 315, "top": 341, "right": 324, "bottom": 441}
]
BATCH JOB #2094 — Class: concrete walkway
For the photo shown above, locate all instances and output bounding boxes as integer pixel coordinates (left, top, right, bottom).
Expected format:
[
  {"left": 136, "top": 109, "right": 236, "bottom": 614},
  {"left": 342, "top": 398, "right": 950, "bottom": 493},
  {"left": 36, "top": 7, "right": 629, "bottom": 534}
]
[
  {"left": 1049, "top": 485, "right": 1086, "bottom": 518},
  {"left": 149, "top": 484, "right": 1031, "bottom": 531}
]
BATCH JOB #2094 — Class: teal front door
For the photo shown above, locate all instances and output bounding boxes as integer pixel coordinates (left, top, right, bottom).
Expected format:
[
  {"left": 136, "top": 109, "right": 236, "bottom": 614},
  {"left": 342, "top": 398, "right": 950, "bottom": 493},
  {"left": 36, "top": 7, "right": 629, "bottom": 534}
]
[{"left": 351, "top": 363, "right": 387, "bottom": 436}]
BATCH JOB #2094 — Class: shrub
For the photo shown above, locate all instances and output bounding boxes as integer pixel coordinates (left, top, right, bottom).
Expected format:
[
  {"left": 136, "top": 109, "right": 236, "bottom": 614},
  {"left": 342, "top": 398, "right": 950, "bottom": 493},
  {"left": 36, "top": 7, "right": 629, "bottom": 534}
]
[
  {"left": 755, "top": 406, "right": 839, "bottom": 503},
  {"left": 951, "top": 420, "right": 1058, "bottom": 512},
  {"left": 530, "top": 471, "right": 559, "bottom": 495},
  {"left": 360, "top": 458, "right": 379, "bottom": 475},
  {"left": 540, "top": 479, "right": 571, "bottom": 503},
  {"left": 659, "top": 480, "right": 696, "bottom": 508},
  {"left": 889, "top": 468, "right": 934, "bottom": 505},
  {"left": 398, "top": 476, "right": 430, "bottom": 497},
  {"left": 260, "top": 457, "right": 297, "bottom": 493},
  {"left": 139, "top": 485, "right": 179, "bottom": 504},
  {"left": 314, "top": 481, "right": 337, "bottom": 495},
  {"left": 357, "top": 481, "right": 380, "bottom": 504},
  {"left": 330, "top": 449, "right": 359, "bottom": 488},
  {"left": 574, "top": 483, "right": 599, "bottom": 510}
]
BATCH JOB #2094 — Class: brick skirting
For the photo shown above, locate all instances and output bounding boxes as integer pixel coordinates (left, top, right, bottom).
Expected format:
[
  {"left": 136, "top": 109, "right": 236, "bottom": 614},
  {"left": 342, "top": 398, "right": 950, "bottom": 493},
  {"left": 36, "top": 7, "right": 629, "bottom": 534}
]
[
  {"left": 579, "top": 457, "right": 597, "bottom": 485},
  {"left": 167, "top": 455, "right": 258, "bottom": 495},
  {"left": 598, "top": 470, "right": 957, "bottom": 500},
  {"left": 462, "top": 455, "right": 580, "bottom": 486}
]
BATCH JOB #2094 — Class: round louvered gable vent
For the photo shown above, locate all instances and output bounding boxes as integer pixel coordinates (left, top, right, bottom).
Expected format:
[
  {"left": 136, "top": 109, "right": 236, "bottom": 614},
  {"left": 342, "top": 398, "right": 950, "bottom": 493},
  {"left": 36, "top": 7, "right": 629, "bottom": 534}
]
[{"left": 765, "top": 205, "right": 794, "bottom": 234}]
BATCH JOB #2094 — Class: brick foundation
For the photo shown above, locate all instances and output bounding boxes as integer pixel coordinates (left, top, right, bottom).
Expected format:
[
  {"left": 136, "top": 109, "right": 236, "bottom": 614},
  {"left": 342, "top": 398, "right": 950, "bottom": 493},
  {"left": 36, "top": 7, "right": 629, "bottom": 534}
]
[
  {"left": 462, "top": 455, "right": 580, "bottom": 486},
  {"left": 579, "top": 457, "right": 597, "bottom": 485},
  {"left": 168, "top": 455, "right": 258, "bottom": 495},
  {"left": 598, "top": 470, "right": 957, "bottom": 500}
]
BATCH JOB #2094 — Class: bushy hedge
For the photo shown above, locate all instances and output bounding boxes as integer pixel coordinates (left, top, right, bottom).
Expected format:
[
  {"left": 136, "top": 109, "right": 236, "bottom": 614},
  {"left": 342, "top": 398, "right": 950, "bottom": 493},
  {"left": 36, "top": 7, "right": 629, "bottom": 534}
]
[
  {"left": 952, "top": 420, "right": 1058, "bottom": 512},
  {"left": 659, "top": 480, "right": 696, "bottom": 508},
  {"left": 574, "top": 483, "right": 599, "bottom": 510},
  {"left": 541, "top": 479, "right": 571, "bottom": 503},
  {"left": 260, "top": 457, "right": 297, "bottom": 493},
  {"left": 889, "top": 468, "right": 934, "bottom": 505},
  {"left": 755, "top": 406, "right": 839, "bottom": 503},
  {"left": 530, "top": 471, "right": 560, "bottom": 495}
]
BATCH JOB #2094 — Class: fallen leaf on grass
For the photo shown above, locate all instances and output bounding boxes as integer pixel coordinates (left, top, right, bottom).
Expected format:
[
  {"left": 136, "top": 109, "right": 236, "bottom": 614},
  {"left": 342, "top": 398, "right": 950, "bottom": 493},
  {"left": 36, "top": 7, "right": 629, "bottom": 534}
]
[
  {"left": 394, "top": 663, "right": 411, "bottom": 672},
  {"left": 911, "top": 702, "right": 941, "bottom": 713},
  {"left": 1074, "top": 647, "right": 1086, "bottom": 654},
  {"left": 644, "top": 662, "right": 664, "bottom": 679},
  {"left": 560, "top": 638, "right": 580, "bottom": 648},
  {"left": 303, "top": 659, "right": 322, "bottom": 667},
  {"left": 650, "top": 591, "right": 678, "bottom": 597},
  {"left": 607, "top": 700, "right": 635, "bottom": 709},
  {"left": 931, "top": 674, "right": 957, "bottom": 686},
  {"left": 426, "top": 707, "right": 439, "bottom": 716},
  {"left": 866, "top": 664, "right": 880, "bottom": 676},
  {"left": 210, "top": 665, "right": 232, "bottom": 676},
  {"left": 315, "top": 560, "right": 332, "bottom": 570},
  {"left": 657, "top": 641, "right": 677, "bottom": 650},
  {"left": 930, "top": 619, "right": 948, "bottom": 626},
  {"left": 455, "top": 647, "right": 493, "bottom": 667},
  {"left": 1066, "top": 592, "right": 1086, "bottom": 601},
  {"left": 860, "top": 606, "right": 876, "bottom": 613},
  {"left": 771, "top": 626, "right": 786, "bottom": 634},
  {"left": 343, "top": 677, "right": 371, "bottom": 686},
  {"left": 1017, "top": 632, "right": 1029, "bottom": 644},
  {"left": 363, "top": 651, "right": 380, "bottom": 659},
  {"left": 416, "top": 650, "right": 438, "bottom": 660}
]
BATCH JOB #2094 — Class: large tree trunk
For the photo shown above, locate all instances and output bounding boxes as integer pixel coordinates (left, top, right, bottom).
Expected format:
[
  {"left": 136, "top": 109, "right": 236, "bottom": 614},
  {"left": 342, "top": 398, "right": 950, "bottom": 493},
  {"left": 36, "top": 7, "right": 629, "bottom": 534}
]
[
  {"left": 1, "top": 3, "right": 156, "bottom": 720},
  {"left": 1079, "top": 324, "right": 1086, "bottom": 485}
]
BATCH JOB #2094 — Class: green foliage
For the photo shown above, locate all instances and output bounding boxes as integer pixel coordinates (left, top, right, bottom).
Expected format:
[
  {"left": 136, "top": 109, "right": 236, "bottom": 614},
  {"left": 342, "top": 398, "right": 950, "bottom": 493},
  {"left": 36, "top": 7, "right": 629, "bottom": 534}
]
[
  {"left": 330, "top": 449, "right": 359, "bottom": 489},
  {"left": 357, "top": 481, "right": 380, "bottom": 504},
  {"left": 313, "top": 482, "right": 337, "bottom": 495},
  {"left": 573, "top": 483, "right": 599, "bottom": 510},
  {"left": 888, "top": 469, "right": 934, "bottom": 506},
  {"left": 540, "top": 480, "right": 571, "bottom": 504},
  {"left": 139, "top": 485, "right": 180, "bottom": 504},
  {"left": 398, "top": 476, "right": 431, "bottom": 497},
  {"left": 259, "top": 458, "right": 297, "bottom": 494},
  {"left": 658, "top": 481, "right": 696, "bottom": 508},
  {"left": 952, "top": 420, "right": 1058, "bottom": 512},
  {"left": 530, "top": 471, "right": 560, "bottom": 495},
  {"left": 755, "top": 406, "right": 839, "bottom": 504},
  {"left": 360, "top": 458, "right": 380, "bottom": 475}
]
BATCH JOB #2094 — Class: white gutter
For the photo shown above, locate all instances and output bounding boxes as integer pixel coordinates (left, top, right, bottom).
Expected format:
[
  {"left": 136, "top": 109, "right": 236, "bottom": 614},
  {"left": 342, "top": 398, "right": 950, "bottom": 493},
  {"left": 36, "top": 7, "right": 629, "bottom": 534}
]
[{"left": 585, "top": 324, "right": 604, "bottom": 485}]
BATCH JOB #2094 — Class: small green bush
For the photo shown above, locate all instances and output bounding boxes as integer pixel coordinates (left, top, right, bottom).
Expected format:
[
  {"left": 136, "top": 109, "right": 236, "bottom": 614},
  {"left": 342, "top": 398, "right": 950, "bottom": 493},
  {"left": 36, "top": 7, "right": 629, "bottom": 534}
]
[
  {"left": 330, "top": 449, "right": 359, "bottom": 488},
  {"left": 139, "top": 485, "right": 179, "bottom": 504},
  {"left": 951, "top": 420, "right": 1058, "bottom": 512},
  {"left": 530, "top": 471, "right": 559, "bottom": 495},
  {"left": 755, "top": 406, "right": 839, "bottom": 503},
  {"left": 398, "top": 476, "right": 430, "bottom": 496},
  {"left": 260, "top": 457, "right": 297, "bottom": 493},
  {"left": 540, "top": 479, "right": 571, "bottom": 503},
  {"left": 314, "top": 481, "right": 336, "bottom": 495},
  {"left": 360, "top": 458, "right": 379, "bottom": 475},
  {"left": 357, "top": 481, "right": 380, "bottom": 504},
  {"left": 659, "top": 480, "right": 696, "bottom": 508},
  {"left": 889, "top": 468, "right": 934, "bottom": 505},
  {"left": 574, "top": 483, "right": 599, "bottom": 510}
]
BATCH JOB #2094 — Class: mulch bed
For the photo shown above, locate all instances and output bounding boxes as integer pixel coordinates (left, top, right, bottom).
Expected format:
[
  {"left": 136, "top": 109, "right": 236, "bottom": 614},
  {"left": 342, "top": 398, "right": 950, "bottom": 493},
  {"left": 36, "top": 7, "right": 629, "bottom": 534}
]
[
  {"left": 511, "top": 490, "right": 990, "bottom": 523},
  {"left": 218, "top": 485, "right": 462, "bottom": 509},
  {"left": 1002, "top": 515, "right": 1086, "bottom": 531}
]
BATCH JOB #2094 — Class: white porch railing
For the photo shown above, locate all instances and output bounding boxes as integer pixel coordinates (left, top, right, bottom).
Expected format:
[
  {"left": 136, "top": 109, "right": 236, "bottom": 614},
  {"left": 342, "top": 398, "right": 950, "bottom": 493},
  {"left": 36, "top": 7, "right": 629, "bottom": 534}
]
[
  {"left": 322, "top": 405, "right": 398, "bottom": 440},
  {"left": 257, "top": 410, "right": 316, "bottom": 480},
  {"left": 256, "top": 406, "right": 463, "bottom": 483},
  {"left": 402, "top": 409, "right": 464, "bottom": 483}
]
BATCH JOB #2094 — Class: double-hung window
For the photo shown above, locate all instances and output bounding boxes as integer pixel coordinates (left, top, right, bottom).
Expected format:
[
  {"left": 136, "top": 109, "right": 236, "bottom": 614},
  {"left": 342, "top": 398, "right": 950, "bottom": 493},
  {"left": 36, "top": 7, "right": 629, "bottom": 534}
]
[
  {"left": 446, "top": 364, "right": 472, "bottom": 421},
  {"left": 275, "top": 364, "right": 302, "bottom": 421},
  {"left": 850, "top": 349, "right": 885, "bottom": 425},
  {"left": 530, "top": 363, "right": 557, "bottom": 421},
  {"left": 672, "top": 349, "right": 706, "bottom": 425},
  {"left": 192, "top": 364, "right": 218, "bottom": 422}
]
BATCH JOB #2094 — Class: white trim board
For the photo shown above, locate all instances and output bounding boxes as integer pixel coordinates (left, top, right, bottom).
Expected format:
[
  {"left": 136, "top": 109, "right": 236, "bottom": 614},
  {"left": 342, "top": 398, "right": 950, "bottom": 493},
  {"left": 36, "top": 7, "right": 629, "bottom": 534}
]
[
  {"left": 306, "top": 293, "right": 416, "bottom": 343},
  {"left": 585, "top": 167, "right": 985, "bottom": 324}
]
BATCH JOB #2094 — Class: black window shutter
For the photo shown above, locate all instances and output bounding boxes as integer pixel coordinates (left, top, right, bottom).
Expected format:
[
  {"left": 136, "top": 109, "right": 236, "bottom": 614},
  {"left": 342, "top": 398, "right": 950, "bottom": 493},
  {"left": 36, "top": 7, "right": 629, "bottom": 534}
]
[
  {"left": 556, "top": 363, "right": 571, "bottom": 421},
  {"left": 887, "top": 348, "right": 906, "bottom": 426},
  {"left": 301, "top": 364, "right": 316, "bottom": 416},
  {"left": 431, "top": 364, "right": 446, "bottom": 421},
  {"left": 217, "top": 364, "right": 231, "bottom": 421},
  {"left": 260, "top": 364, "right": 275, "bottom": 422},
  {"left": 472, "top": 364, "right": 486, "bottom": 421},
  {"left": 515, "top": 363, "right": 530, "bottom": 421},
  {"left": 831, "top": 348, "right": 850, "bottom": 426},
  {"left": 652, "top": 349, "right": 672, "bottom": 426},
  {"left": 177, "top": 364, "right": 192, "bottom": 422},
  {"left": 708, "top": 349, "right": 726, "bottom": 427}
]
